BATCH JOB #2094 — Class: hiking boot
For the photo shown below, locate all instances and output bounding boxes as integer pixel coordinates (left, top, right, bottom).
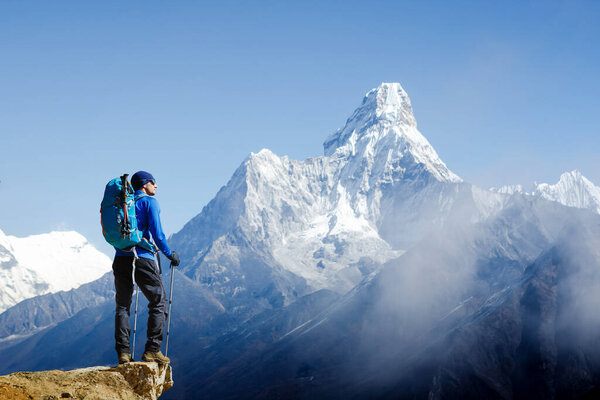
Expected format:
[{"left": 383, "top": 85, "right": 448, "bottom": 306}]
[
  {"left": 142, "top": 351, "right": 170, "bottom": 364},
  {"left": 118, "top": 353, "right": 132, "bottom": 364}
]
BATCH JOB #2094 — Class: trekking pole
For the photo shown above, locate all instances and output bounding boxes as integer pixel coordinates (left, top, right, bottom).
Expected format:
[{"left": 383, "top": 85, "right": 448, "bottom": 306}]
[
  {"left": 131, "top": 248, "right": 139, "bottom": 360},
  {"left": 165, "top": 261, "right": 175, "bottom": 357},
  {"left": 132, "top": 284, "right": 139, "bottom": 360}
]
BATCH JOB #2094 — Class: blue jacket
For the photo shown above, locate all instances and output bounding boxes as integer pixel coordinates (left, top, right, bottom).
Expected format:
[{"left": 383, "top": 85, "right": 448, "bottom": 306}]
[{"left": 115, "top": 190, "right": 172, "bottom": 260}]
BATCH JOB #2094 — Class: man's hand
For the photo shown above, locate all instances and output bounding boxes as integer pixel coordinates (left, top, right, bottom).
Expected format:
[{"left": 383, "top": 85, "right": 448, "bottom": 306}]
[{"left": 168, "top": 251, "right": 180, "bottom": 267}]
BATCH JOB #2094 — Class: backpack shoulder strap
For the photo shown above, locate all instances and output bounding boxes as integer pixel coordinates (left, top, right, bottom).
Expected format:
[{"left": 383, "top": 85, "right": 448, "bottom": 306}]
[
  {"left": 130, "top": 193, "right": 157, "bottom": 254},
  {"left": 134, "top": 193, "right": 147, "bottom": 202}
]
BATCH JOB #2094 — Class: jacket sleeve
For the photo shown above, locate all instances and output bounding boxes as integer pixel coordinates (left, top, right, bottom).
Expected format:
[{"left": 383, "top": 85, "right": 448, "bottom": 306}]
[{"left": 146, "top": 197, "right": 173, "bottom": 257}]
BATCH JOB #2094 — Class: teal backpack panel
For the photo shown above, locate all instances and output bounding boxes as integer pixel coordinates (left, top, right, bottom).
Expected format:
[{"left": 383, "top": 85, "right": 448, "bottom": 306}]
[{"left": 100, "top": 174, "right": 156, "bottom": 252}]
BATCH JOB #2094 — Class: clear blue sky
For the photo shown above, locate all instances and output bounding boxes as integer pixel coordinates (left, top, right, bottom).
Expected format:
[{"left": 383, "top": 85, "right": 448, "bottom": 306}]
[{"left": 1, "top": 1, "right": 598, "bottom": 255}]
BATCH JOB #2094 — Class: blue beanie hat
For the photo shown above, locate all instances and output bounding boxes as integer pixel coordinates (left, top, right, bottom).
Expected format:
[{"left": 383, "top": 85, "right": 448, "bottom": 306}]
[{"left": 131, "top": 171, "right": 155, "bottom": 190}]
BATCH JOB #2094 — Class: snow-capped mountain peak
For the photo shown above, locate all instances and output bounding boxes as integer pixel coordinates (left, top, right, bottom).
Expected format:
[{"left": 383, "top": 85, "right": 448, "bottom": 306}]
[
  {"left": 323, "top": 82, "right": 415, "bottom": 157},
  {"left": 0, "top": 229, "right": 111, "bottom": 313},
  {"left": 491, "top": 170, "right": 600, "bottom": 214},
  {"left": 173, "top": 82, "right": 466, "bottom": 306},
  {"left": 350, "top": 82, "right": 416, "bottom": 128},
  {"left": 536, "top": 170, "right": 600, "bottom": 213},
  {"left": 367, "top": 82, "right": 416, "bottom": 124},
  {"left": 324, "top": 82, "right": 460, "bottom": 184}
]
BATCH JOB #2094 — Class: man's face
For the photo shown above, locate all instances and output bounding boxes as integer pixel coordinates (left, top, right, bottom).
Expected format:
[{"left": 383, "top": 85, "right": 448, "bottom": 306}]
[{"left": 142, "top": 180, "right": 157, "bottom": 196}]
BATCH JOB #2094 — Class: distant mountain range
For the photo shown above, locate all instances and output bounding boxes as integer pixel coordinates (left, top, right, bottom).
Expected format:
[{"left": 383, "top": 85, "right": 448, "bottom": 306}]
[
  {"left": 492, "top": 169, "right": 600, "bottom": 214},
  {"left": 0, "top": 229, "right": 110, "bottom": 314},
  {"left": 2, "top": 83, "right": 600, "bottom": 399}
]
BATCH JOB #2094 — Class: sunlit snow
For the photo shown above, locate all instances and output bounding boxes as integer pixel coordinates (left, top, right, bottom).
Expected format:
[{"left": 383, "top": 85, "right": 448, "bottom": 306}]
[{"left": 0, "top": 229, "right": 111, "bottom": 313}]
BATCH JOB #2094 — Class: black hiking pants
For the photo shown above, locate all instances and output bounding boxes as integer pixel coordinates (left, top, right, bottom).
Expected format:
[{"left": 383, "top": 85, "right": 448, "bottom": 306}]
[{"left": 112, "top": 256, "right": 167, "bottom": 355}]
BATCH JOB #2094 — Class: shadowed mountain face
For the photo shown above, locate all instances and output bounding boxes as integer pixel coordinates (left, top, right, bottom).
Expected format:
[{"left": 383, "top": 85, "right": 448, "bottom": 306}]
[
  {"left": 2, "top": 83, "right": 600, "bottom": 399},
  {"left": 0, "top": 272, "right": 114, "bottom": 342},
  {"left": 402, "top": 222, "right": 600, "bottom": 400},
  {"left": 170, "top": 204, "right": 600, "bottom": 400}
]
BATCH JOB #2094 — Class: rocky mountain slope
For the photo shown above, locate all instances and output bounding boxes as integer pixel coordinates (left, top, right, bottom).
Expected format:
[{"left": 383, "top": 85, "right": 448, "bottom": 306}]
[
  {"left": 173, "top": 195, "right": 599, "bottom": 399},
  {"left": 421, "top": 223, "right": 600, "bottom": 400}
]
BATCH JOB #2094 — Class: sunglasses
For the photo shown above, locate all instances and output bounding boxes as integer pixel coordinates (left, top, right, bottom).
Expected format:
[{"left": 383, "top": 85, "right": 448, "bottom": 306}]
[{"left": 144, "top": 179, "right": 156, "bottom": 186}]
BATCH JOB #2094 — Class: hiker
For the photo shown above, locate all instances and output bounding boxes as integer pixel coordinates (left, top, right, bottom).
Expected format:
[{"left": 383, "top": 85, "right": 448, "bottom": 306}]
[{"left": 112, "top": 171, "right": 180, "bottom": 365}]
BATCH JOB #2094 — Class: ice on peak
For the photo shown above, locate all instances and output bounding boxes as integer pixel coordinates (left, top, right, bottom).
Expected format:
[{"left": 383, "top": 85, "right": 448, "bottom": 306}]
[
  {"left": 323, "top": 82, "right": 461, "bottom": 183},
  {"left": 244, "top": 149, "right": 285, "bottom": 174},
  {"left": 537, "top": 170, "right": 593, "bottom": 193},
  {"left": 245, "top": 149, "right": 283, "bottom": 165},
  {"left": 535, "top": 170, "right": 600, "bottom": 213},
  {"left": 363, "top": 82, "right": 416, "bottom": 126},
  {"left": 251, "top": 148, "right": 276, "bottom": 157},
  {"left": 323, "top": 83, "right": 416, "bottom": 156},
  {"left": 557, "top": 170, "right": 584, "bottom": 183},
  {"left": 565, "top": 169, "right": 582, "bottom": 177}
]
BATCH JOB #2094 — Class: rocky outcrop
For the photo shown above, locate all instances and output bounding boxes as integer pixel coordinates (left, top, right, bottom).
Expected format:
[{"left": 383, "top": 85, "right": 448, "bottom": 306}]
[{"left": 0, "top": 362, "right": 173, "bottom": 400}]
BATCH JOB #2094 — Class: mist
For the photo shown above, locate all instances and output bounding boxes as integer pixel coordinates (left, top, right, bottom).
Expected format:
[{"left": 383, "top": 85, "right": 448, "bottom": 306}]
[{"left": 326, "top": 186, "right": 600, "bottom": 397}]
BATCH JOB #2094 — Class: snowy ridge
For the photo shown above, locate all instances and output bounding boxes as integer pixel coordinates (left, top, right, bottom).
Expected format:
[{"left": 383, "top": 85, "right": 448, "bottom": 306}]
[
  {"left": 0, "top": 229, "right": 111, "bottom": 313},
  {"left": 492, "top": 184, "right": 526, "bottom": 195},
  {"left": 184, "top": 148, "right": 402, "bottom": 295},
  {"left": 174, "top": 82, "right": 463, "bottom": 302},
  {"left": 491, "top": 170, "right": 600, "bottom": 214}
]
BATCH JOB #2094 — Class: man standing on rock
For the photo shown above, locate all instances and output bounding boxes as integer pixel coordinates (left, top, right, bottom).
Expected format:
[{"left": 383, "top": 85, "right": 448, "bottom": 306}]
[{"left": 112, "top": 171, "right": 180, "bottom": 364}]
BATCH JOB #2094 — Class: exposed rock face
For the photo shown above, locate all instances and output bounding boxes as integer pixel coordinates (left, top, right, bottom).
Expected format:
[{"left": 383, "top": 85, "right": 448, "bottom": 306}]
[{"left": 0, "top": 362, "right": 172, "bottom": 400}]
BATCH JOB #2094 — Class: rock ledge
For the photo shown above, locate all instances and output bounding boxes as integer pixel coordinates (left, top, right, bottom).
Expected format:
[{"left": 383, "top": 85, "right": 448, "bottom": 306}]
[{"left": 0, "top": 362, "right": 173, "bottom": 400}]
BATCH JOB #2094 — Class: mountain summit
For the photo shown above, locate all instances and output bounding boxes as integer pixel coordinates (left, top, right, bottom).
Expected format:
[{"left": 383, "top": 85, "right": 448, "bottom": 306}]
[
  {"left": 536, "top": 170, "right": 600, "bottom": 213},
  {"left": 324, "top": 82, "right": 461, "bottom": 184}
]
